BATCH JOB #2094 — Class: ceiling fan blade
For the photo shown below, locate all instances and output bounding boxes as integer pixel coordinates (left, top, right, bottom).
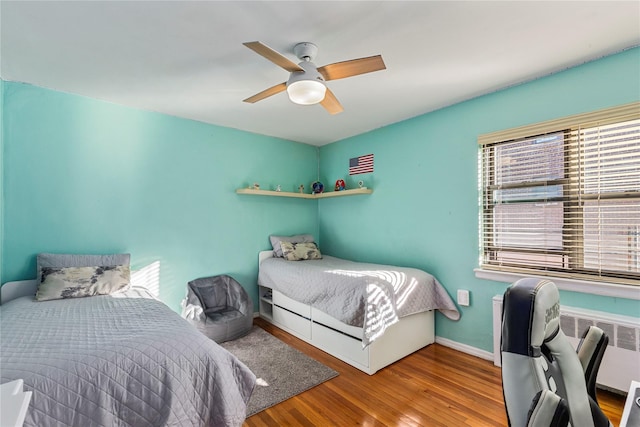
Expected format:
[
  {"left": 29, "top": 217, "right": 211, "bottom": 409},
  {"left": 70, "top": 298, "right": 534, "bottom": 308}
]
[
  {"left": 320, "top": 88, "right": 344, "bottom": 115},
  {"left": 243, "top": 82, "right": 287, "bottom": 104},
  {"left": 317, "top": 55, "right": 386, "bottom": 81},
  {"left": 243, "top": 41, "right": 304, "bottom": 73}
]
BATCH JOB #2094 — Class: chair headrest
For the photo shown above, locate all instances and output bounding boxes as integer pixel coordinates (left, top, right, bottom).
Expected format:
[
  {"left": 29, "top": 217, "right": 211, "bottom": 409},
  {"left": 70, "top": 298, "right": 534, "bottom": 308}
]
[{"left": 502, "top": 278, "right": 561, "bottom": 357}]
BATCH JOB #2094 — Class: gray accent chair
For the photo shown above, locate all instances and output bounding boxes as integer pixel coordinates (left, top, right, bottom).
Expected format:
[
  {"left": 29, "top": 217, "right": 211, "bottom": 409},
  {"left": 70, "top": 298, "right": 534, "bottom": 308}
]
[
  {"left": 182, "top": 275, "right": 253, "bottom": 343},
  {"left": 501, "top": 278, "right": 611, "bottom": 427}
]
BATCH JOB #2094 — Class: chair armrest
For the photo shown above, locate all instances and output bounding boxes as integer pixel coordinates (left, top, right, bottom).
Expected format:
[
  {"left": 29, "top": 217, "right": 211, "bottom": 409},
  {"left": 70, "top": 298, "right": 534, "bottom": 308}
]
[
  {"left": 576, "top": 326, "right": 609, "bottom": 403},
  {"left": 527, "top": 390, "right": 570, "bottom": 427}
]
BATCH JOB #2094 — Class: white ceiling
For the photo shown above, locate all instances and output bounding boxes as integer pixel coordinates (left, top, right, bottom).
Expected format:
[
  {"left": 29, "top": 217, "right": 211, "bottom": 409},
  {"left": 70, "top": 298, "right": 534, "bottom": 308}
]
[{"left": 1, "top": 1, "right": 639, "bottom": 146}]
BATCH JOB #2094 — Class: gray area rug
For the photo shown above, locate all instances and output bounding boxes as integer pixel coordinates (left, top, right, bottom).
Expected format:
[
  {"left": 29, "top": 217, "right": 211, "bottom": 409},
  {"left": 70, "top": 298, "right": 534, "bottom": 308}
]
[{"left": 220, "top": 325, "right": 338, "bottom": 417}]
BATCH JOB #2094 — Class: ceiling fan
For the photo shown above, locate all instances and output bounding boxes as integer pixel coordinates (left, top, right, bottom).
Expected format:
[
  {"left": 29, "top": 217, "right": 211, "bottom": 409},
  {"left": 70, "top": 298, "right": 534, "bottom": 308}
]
[{"left": 243, "top": 41, "right": 386, "bottom": 114}]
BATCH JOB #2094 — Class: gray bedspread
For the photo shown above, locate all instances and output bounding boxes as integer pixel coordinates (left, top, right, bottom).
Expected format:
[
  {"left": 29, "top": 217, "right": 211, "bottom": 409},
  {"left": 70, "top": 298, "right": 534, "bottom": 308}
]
[
  {"left": 0, "top": 289, "right": 256, "bottom": 427},
  {"left": 258, "top": 256, "right": 460, "bottom": 346}
]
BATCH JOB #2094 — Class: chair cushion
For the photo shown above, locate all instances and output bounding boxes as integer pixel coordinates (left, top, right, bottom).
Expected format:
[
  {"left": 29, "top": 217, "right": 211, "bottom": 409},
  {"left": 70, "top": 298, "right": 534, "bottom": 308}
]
[{"left": 205, "top": 307, "right": 245, "bottom": 322}]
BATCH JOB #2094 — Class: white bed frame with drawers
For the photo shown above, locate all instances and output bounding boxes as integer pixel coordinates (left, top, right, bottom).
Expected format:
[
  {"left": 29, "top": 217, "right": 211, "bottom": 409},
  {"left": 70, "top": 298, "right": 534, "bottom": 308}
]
[{"left": 257, "top": 251, "right": 435, "bottom": 375}]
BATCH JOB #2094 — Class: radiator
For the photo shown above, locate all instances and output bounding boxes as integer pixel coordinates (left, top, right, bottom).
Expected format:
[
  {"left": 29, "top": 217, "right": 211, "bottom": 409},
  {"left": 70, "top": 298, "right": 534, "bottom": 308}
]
[{"left": 492, "top": 295, "right": 640, "bottom": 393}]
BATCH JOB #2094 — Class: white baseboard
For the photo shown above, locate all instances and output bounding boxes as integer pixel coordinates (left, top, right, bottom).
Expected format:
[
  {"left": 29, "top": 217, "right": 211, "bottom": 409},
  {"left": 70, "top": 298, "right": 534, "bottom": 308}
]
[{"left": 435, "top": 336, "right": 494, "bottom": 362}]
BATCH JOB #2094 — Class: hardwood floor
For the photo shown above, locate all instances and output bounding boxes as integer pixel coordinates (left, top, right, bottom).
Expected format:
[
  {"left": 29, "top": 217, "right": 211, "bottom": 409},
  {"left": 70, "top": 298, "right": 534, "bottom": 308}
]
[{"left": 245, "top": 318, "right": 626, "bottom": 426}]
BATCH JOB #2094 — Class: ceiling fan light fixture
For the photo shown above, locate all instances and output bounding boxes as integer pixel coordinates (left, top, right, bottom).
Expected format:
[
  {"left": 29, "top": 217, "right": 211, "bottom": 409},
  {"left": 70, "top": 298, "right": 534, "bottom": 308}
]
[
  {"left": 243, "top": 41, "right": 384, "bottom": 113},
  {"left": 287, "top": 79, "right": 326, "bottom": 105}
]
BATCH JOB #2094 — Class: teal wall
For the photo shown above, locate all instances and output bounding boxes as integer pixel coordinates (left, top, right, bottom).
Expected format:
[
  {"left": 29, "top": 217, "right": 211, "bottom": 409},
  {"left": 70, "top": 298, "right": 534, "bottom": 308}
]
[
  {"left": 318, "top": 47, "right": 640, "bottom": 352},
  {"left": 2, "top": 48, "right": 638, "bottom": 352},
  {"left": 1, "top": 82, "right": 319, "bottom": 312}
]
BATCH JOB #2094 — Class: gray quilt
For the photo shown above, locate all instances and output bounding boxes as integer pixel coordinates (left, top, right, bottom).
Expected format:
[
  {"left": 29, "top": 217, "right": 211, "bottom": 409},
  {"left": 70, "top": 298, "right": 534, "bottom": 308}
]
[
  {"left": 0, "top": 290, "right": 256, "bottom": 427},
  {"left": 258, "top": 256, "right": 460, "bottom": 346}
]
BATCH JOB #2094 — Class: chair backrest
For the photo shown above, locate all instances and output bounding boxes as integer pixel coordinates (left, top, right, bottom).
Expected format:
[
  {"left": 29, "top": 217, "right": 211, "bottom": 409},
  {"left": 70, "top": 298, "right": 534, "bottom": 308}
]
[
  {"left": 186, "top": 274, "right": 252, "bottom": 314},
  {"left": 188, "top": 276, "right": 229, "bottom": 311},
  {"left": 501, "top": 278, "right": 610, "bottom": 427}
]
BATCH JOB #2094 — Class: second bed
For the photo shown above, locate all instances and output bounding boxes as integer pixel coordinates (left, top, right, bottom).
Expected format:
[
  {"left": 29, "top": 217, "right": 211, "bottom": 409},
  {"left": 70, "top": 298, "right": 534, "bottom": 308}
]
[{"left": 257, "top": 251, "right": 460, "bottom": 374}]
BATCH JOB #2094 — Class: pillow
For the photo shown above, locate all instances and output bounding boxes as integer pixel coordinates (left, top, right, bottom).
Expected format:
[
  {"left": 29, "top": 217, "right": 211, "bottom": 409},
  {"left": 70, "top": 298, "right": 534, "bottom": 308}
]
[
  {"left": 35, "top": 253, "right": 131, "bottom": 301},
  {"left": 35, "top": 265, "right": 131, "bottom": 301},
  {"left": 269, "top": 234, "right": 315, "bottom": 258},
  {"left": 37, "top": 253, "right": 131, "bottom": 284},
  {"left": 280, "top": 241, "right": 322, "bottom": 261}
]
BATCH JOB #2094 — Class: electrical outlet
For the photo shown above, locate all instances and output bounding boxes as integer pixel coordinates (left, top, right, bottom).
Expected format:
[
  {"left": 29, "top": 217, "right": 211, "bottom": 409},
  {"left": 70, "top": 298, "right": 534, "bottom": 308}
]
[{"left": 457, "top": 290, "right": 470, "bottom": 307}]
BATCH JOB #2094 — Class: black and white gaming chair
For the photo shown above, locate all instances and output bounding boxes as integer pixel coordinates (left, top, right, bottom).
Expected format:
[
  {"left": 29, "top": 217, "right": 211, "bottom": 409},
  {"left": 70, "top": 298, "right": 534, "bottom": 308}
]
[{"left": 501, "top": 278, "right": 611, "bottom": 427}]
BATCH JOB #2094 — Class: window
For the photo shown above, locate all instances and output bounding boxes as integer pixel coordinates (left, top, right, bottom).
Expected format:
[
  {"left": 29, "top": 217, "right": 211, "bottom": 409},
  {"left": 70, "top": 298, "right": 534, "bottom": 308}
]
[{"left": 479, "top": 103, "right": 640, "bottom": 285}]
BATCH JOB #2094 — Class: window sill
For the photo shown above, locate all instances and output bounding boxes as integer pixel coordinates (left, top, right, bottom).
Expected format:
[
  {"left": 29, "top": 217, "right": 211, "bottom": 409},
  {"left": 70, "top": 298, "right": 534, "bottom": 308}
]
[{"left": 474, "top": 268, "right": 640, "bottom": 300}]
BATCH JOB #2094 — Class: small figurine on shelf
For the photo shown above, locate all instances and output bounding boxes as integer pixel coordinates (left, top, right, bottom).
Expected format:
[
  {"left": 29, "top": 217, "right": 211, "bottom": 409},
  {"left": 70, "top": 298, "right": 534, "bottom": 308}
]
[
  {"left": 253, "top": 183, "right": 260, "bottom": 190},
  {"left": 298, "top": 184, "right": 305, "bottom": 194},
  {"left": 311, "top": 181, "right": 324, "bottom": 194},
  {"left": 276, "top": 185, "right": 282, "bottom": 192},
  {"left": 358, "top": 180, "right": 366, "bottom": 189},
  {"left": 334, "top": 179, "right": 346, "bottom": 191}
]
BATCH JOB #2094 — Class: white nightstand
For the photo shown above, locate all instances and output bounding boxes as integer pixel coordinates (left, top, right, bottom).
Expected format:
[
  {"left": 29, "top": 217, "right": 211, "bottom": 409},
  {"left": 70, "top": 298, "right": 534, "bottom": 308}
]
[{"left": 0, "top": 380, "right": 32, "bottom": 427}]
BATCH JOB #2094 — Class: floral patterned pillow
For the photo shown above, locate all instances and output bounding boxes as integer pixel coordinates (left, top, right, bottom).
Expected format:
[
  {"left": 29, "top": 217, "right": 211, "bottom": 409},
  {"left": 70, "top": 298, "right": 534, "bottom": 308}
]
[
  {"left": 269, "top": 234, "right": 315, "bottom": 258},
  {"left": 36, "top": 265, "right": 131, "bottom": 301},
  {"left": 280, "top": 241, "right": 322, "bottom": 261}
]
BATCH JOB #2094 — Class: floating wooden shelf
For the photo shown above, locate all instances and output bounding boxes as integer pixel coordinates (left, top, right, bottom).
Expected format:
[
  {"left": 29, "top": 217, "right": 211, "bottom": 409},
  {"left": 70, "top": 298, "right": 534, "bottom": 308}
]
[{"left": 236, "top": 187, "right": 372, "bottom": 199}]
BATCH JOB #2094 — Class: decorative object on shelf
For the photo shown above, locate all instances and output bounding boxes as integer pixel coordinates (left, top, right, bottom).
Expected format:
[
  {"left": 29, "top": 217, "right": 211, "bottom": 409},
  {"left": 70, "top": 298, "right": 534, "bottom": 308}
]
[
  {"left": 334, "top": 179, "right": 346, "bottom": 191},
  {"left": 349, "top": 153, "right": 374, "bottom": 175},
  {"left": 276, "top": 185, "right": 282, "bottom": 192},
  {"left": 298, "top": 184, "right": 305, "bottom": 194},
  {"left": 253, "top": 183, "right": 260, "bottom": 190},
  {"left": 358, "top": 180, "right": 366, "bottom": 189},
  {"left": 311, "top": 181, "right": 324, "bottom": 194}
]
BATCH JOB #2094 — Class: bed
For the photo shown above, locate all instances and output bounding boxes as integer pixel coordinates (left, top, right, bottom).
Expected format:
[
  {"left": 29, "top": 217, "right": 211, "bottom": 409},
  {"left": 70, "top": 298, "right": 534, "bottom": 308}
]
[
  {"left": 257, "top": 245, "right": 460, "bottom": 375},
  {"left": 0, "top": 278, "right": 256, "bottom": 427}
]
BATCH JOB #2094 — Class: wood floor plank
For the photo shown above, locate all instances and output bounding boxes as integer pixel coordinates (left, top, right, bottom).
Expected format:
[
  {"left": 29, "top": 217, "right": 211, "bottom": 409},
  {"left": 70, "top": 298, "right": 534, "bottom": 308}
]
[{"left": 245, "top": 318, "right": 625, "bottom": 426}]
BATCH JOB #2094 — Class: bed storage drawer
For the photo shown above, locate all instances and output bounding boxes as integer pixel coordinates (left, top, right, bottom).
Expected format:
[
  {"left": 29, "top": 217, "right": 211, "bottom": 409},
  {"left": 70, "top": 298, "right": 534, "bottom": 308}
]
[
  {"left": 312, "top": 308, "right": 361, "bottom": 339},
  {"left": 273, "top": 290, "right": 311, "bottom": 318},
  {"left": 273, "top": 305, "right": 311, "bottom": 339},
  {"left": 312, "top": 321, "right": 369, "bottom": 367}
]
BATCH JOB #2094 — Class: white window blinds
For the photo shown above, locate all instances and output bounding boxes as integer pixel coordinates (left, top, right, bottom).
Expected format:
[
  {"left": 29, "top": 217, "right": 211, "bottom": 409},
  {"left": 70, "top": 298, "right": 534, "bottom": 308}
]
[{"left": 479, "top": 103, "right": 640, "bottom": 285}]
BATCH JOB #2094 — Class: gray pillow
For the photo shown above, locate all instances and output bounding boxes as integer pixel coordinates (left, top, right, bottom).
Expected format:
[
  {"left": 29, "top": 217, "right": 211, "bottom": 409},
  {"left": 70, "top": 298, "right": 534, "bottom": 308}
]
[
  {"left": 269, "top": 234, "right": 315, "bottom": 258},
  {"left": 37, "top": 253, "right": 131, "bottom": 285}
]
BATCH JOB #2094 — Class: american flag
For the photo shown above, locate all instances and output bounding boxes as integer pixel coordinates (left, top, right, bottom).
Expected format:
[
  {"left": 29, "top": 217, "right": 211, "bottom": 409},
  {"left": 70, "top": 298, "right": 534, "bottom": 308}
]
[{"left": 349, "top": 154, "right": 374, "bottom": 175}]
